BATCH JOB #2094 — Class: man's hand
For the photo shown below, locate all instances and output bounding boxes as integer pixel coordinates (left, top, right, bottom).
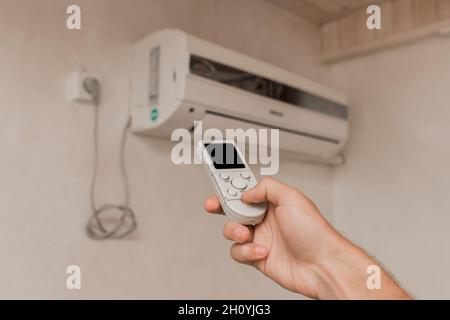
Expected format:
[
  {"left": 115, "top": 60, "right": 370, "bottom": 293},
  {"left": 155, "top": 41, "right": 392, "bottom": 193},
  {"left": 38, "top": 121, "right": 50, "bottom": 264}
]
[{"left": 204, "top": 177, "right": 411, "bottom": 300}]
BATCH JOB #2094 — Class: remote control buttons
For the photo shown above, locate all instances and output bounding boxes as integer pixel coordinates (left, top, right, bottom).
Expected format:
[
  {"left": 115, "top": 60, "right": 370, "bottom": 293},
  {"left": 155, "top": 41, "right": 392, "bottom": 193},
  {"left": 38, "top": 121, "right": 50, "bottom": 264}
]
[
  {"left": 219, "top": 173, "right": 230, "bottom": 181},
  {"left": 227, "top": 189, "right": 238, "bottom": 197},
  {"left": 231, "top": 178, "right": 247, "bottom": 190},
  {"left": 240, "top": 172, "right": 251, "bottom": 180}
]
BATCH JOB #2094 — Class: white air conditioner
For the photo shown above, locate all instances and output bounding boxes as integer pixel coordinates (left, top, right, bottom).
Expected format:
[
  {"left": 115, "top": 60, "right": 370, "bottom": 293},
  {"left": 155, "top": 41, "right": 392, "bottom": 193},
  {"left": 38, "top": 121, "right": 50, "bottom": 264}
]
[{"left": 130, "top": 29, "right": 349, "bottom": 163}]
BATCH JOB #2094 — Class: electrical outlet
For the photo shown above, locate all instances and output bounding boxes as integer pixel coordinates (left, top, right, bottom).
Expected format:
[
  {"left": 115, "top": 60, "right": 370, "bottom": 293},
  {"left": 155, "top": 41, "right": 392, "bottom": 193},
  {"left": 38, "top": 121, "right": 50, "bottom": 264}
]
[{"left": 66, "top": 69, "right": 98, "bottom": 104}]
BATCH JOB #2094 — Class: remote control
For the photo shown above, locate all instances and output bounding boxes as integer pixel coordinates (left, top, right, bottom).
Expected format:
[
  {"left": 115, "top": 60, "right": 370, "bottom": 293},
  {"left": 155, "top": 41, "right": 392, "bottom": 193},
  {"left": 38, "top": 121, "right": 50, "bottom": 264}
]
[{"left": 197, "top": 140, "right": 267, "bottom": 225}]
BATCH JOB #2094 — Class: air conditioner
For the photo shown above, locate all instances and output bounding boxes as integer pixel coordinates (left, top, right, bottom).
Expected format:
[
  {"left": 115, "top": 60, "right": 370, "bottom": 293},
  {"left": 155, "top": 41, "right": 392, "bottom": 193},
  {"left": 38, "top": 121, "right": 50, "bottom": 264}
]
[{"left": 130, "top": 29, "right": 349, "bottom": 163}]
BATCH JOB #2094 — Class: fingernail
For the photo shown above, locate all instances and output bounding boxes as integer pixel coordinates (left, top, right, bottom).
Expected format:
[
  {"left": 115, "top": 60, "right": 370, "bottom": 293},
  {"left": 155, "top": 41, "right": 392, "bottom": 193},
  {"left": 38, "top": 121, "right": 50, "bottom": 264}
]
[{"left": 254, "top": 246, "right": 267, "bottom": 257}]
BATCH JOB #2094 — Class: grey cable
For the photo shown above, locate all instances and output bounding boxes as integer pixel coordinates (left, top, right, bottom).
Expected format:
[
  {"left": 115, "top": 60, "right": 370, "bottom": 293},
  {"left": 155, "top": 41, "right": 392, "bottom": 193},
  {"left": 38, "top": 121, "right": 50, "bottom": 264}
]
[{"left": 83, "top": 77, "right": 137, "bottom": 239}]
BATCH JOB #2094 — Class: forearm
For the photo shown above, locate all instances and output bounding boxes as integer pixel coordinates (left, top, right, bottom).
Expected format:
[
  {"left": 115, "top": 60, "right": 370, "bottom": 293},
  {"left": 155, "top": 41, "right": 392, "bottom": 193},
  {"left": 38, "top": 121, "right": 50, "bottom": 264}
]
[{"left": 313, "top": 233, "right": 411, "bottom": 300}]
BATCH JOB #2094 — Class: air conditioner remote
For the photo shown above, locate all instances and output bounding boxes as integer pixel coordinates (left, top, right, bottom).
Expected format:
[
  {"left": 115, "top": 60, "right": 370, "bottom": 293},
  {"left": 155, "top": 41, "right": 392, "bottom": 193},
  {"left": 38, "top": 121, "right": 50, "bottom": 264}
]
[{"left": 197, "top": 140, "right": 267, "bottom": 225}]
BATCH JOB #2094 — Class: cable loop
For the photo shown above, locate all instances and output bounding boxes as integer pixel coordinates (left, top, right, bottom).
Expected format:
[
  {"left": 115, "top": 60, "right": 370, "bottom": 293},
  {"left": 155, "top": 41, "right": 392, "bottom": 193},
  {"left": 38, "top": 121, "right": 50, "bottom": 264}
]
[{"left": 84, "top": 77, "right": 137, "bottom": 240}]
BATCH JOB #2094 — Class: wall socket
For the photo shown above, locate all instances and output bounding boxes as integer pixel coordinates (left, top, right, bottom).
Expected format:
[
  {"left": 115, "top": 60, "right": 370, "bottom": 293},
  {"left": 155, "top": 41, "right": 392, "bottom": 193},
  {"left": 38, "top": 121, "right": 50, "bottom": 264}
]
[{"left": 66, "top": 69, "right": 99, "bottom": 104}]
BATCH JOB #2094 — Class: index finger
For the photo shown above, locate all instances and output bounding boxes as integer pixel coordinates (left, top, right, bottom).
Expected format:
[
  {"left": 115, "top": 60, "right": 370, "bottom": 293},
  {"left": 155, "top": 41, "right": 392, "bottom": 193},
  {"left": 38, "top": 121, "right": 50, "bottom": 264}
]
[{"left": 203, "top": 196, "right": 224, "bottom": 215}]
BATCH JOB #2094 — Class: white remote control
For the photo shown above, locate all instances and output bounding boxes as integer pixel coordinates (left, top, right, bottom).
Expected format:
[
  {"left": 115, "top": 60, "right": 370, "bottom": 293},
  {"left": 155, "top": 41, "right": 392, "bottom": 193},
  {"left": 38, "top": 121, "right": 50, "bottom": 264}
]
[{"left": 197, "top": 140, "right": 267, "bottom": 225}]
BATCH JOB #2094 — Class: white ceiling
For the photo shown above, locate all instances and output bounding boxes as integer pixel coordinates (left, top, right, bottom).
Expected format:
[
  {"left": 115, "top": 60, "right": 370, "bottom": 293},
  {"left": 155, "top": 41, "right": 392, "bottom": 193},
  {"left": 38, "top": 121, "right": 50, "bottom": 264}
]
[{"left": 263, "top": 0, "right": 385, "bottom": 25}]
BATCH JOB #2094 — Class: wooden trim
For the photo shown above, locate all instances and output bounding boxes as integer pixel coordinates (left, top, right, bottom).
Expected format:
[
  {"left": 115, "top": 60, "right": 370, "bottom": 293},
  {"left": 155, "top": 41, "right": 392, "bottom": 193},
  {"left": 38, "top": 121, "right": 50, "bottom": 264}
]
[{"left": 320, "top": 0, "right": 450, "bottom": 63}]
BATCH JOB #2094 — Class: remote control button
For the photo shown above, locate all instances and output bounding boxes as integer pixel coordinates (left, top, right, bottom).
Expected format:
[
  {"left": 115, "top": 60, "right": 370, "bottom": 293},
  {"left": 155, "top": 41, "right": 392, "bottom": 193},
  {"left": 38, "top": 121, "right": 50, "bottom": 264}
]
[
  {"left": 231, "top": 178, "right": 247, "bottom": 190},
  {"left": 227, "top": 189, "right": 238, "bottom": 197},
  {"left": 240, "top": 172, "right": 251, "bottom": 180},
  {"left": 219, "top": 173, "right": 229, "bottom": 181}
]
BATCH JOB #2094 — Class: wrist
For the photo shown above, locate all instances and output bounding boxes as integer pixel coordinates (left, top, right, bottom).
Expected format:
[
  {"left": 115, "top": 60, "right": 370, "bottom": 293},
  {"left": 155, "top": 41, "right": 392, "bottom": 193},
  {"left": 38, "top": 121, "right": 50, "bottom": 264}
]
[
  {"left": 311, "top": 230, "right": 410, "bottom": 299},
  {"left": 312, "top": 231, "right": 356, "bottom": 299}
]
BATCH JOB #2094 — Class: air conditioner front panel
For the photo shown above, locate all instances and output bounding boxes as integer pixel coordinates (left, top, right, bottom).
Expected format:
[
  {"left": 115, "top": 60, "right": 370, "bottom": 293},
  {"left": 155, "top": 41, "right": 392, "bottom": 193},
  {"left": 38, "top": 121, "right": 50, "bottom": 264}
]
[{"left": 181, "top": 74, "right": 347, "bottom": 142}]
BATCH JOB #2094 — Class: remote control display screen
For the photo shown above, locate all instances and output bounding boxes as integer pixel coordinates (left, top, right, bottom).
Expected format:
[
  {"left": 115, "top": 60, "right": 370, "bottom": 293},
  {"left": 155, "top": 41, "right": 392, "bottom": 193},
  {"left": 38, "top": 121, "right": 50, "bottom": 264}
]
[{"left": 204, "top": 143, "right": 245, "bottom": 170}]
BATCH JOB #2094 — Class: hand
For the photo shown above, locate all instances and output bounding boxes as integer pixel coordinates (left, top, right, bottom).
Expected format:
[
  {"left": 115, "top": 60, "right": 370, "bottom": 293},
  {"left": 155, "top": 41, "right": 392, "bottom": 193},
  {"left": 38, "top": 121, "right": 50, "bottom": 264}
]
[
  {"left": 204, "top": 177, "right": 411, "bottom": 300},
  {"left": 204, "top": 176, "right": 338, "bottom": 298}
]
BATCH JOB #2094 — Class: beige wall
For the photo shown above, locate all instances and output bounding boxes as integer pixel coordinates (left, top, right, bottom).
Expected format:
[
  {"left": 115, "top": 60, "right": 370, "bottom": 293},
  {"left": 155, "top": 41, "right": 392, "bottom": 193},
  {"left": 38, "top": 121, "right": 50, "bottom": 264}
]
[
  {"left": 330, "top": 36, "right": 450, "bottom": 299},
  {"left": 0, "top": 0, "right": 334, "bottom": 298}
]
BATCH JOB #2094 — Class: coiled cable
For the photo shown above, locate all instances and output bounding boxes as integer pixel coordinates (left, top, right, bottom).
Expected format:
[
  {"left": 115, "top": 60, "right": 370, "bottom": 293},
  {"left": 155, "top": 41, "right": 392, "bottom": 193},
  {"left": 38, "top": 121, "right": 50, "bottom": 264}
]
[{"left": 83, "top": 77, "right": 137, "bottom": 239}]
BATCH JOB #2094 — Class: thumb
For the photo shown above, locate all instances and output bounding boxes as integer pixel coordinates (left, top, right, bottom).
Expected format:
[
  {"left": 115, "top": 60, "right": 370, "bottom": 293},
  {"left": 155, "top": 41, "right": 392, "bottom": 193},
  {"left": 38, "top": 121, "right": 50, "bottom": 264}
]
[{"left": 241, "top": 177, "right": 295, "bottom": 206}]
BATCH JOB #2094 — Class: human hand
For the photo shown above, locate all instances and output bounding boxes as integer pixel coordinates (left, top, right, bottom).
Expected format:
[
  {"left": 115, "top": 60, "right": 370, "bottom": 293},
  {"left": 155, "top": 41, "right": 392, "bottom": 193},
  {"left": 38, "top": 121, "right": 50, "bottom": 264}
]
[{"left": 204, "top": 177, "right": 410, "bottom": 300}]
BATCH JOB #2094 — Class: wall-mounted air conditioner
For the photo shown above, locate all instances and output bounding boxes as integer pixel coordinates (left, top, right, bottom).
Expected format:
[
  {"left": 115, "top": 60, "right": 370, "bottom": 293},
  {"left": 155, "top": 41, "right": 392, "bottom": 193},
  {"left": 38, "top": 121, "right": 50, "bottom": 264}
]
[{"left": 130, "top": 29, "right": 349, "bottom": 163}]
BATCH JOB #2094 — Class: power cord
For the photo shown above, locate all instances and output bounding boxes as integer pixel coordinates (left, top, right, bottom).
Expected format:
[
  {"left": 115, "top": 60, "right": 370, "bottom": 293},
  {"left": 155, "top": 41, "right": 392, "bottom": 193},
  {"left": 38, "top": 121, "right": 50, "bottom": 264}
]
[{"left": 83, "top": 77, "right": 137, "bottom": 239}]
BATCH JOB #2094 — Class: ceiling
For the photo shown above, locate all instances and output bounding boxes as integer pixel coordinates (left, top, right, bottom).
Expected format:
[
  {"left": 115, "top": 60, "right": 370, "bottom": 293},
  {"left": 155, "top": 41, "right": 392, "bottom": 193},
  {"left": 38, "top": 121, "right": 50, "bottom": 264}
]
[{"left": 263, "top": 0, "right": 385, "bottom": 25}]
